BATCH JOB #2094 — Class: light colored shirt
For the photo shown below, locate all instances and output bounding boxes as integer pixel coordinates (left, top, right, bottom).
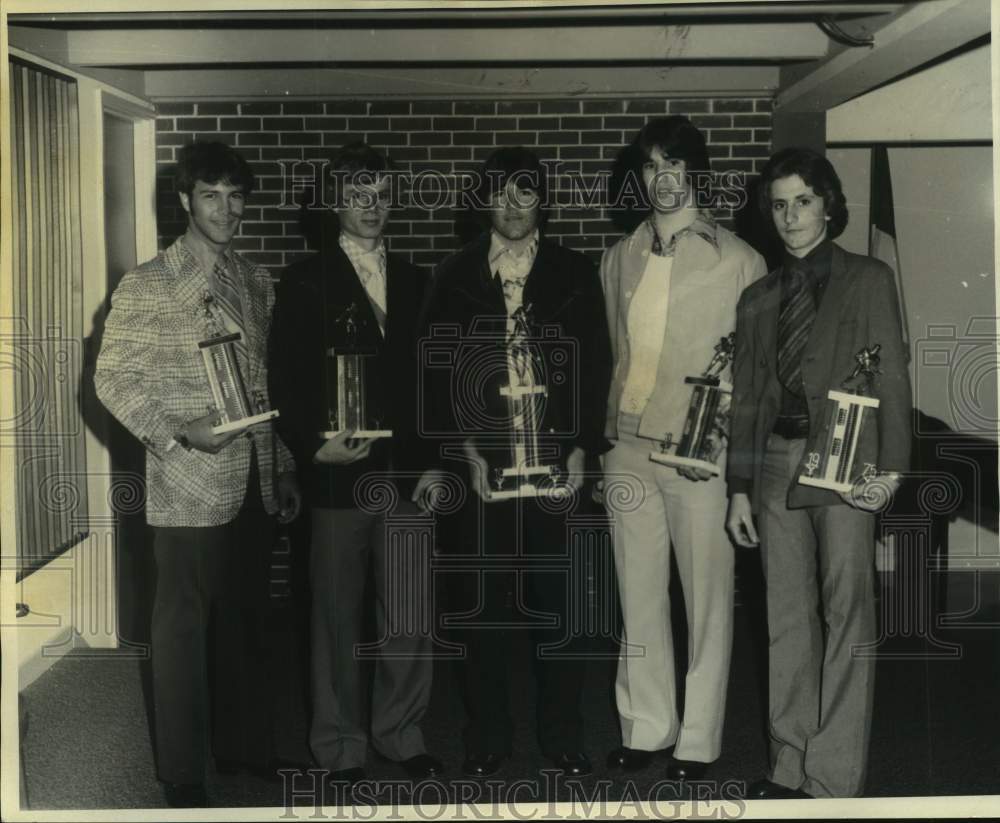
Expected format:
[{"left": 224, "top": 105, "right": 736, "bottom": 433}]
[
  {"left": 340, "top": 232, "right": 387, "bottom": 333},
  {"left": 620, "top": 252, "right": 673, "bottom": 415}
]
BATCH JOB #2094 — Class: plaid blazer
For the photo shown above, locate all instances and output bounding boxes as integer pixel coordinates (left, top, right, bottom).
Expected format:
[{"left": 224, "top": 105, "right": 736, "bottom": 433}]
[{"left": 95, "top": 238, "right": 295, "bottom": 527}]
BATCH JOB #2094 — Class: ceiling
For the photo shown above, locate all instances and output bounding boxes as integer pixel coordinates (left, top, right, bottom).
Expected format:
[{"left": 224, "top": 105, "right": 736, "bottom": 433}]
[{"left": 6, "top": 0, "right": 991, "bottom": 111}]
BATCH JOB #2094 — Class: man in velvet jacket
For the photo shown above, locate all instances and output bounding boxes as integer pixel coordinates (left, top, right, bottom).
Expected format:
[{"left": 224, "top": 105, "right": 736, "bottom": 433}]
[
  {"left": 726, "top": 147, "right": 911, "bottom": 799},
  {"left": 413, "top": 146, "right": 613, "bottom": 778},
  {"left": 270, "top": 143, "right": 440, "bottom": 786}
]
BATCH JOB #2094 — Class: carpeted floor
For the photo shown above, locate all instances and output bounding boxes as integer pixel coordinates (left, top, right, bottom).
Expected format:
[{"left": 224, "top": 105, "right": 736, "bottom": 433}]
[{"left": 17, "top": 551, "right": 1000, "bottom": 813}]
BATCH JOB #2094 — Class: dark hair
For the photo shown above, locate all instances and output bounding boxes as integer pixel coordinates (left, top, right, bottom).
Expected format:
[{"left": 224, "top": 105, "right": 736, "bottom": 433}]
[
  {"left": 757, "top": 147, "right": 849, "bottom": 239},
  {"left": 175, "top": 141, "right": 255, "bottom": 197},
  {"left": 634, "top": 115, "right": 713, "bottom": 206},
  {"left": 324, "top": 141, "right": 394, "bottom": 184},
  {"left": 473, "top": 146, "right": 549, "bottom": 225}
]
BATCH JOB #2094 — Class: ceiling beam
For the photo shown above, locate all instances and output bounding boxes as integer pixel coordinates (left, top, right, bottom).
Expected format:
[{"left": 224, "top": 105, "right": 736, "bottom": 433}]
[
  {"left": 65, "top": 23, "right": 829, "bottom": 67},
  {"left": 142, "top": 64, "right": 781, "bottom": 100},
  {"left": 774, "top": 0, "right": 990, "bottom": 113},
  {"left": 11, "top": 3, "right": 903, "bottom": 24}
]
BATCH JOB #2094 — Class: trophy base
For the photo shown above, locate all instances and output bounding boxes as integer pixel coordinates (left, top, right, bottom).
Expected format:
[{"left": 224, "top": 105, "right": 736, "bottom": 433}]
[
  {"left": 319, "top": 429, "right": 393, "bottom": 440},
  {"left": 799, "top": 475, "right": 852, "bottom": 493},
  {"left": 212, "top": 409, "right": 280, "bottom": 435},
  {"left": 487, "top": 483, "right": 570, "bottom": 502},
  {"left": 648, "top": 451, "right": 721, "bottom": 476}
]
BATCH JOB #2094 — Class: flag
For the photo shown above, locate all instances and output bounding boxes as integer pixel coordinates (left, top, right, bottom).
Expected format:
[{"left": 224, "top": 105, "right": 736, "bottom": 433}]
[{"left": 869, "top": 145, "right": 909, "bottom": 348}]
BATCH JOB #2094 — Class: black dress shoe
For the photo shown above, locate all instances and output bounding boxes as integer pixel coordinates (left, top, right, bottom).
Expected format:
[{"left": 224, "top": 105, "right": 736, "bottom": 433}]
[
  {"left": 746, "top": 778, "right": 812, "bottom": 799},
  {"left": 163, "top": 782, "right": 208, "bottom": 808},
  {"left": 666, "top": 757, "right": 711, "bottom": 781},
  {"left": 547, "top": 751, "right": 593, "bottom": 777},
  {"left": 397, "top": 753, "right": 444, "bottom": 779},
  {"left": 463, "top": 752, "right": 507, "bottom": 777},
  {"left": 606, "top": 746, "right": 654, "bottom": 772}
]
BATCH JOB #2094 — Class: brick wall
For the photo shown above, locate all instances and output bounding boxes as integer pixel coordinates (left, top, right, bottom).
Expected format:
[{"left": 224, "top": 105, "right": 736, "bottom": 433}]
[{"left": 155, "top": 96, "right": 773, "bottom": 273}]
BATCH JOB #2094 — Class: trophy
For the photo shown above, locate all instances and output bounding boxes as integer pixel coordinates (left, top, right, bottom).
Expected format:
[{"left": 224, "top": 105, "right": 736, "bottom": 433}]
[
  {"left": 320, "top": 302, "right": 391, "bottom": 439},
  {"left": 487, "top": 304, "right": 565, "bottom": 501},
  {"left": 199, "top": 294, "right": 279, "bottom": 434},
  {"left": 650, "top": 333, "right": 735, "bottom": 475},
  {"left": 799, "top": 344, "right": 882, "bottom": 493}
]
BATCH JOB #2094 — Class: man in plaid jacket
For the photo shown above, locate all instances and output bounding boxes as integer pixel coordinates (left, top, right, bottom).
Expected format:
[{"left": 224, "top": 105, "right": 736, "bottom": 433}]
[{"left": 96, "top": 141, "right": 301, "bottom": 808}]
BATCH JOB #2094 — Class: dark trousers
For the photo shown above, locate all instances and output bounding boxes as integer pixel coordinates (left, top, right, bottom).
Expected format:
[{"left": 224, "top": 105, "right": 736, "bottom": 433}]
[
  {"left": 444, "top": 496, "right": 586, "bottom": 756},
  {"left": 150, "top": 458, "right": 277, "bottom": 784},
  {"left": 309, "top": 502, "right": 433, "bottom": 771}
]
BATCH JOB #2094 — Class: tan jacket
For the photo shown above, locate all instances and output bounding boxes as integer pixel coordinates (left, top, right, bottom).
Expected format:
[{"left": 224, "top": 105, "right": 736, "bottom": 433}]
[
  {"left": 600, "top": 216, "right": 767, "bottom": 443},
  {"left": 95, "top": 238, "right": 294, "bottom": 527}
]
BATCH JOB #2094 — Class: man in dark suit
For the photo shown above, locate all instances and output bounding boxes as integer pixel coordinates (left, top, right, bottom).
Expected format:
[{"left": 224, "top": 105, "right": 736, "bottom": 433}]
[
  {"left": 270, "top": 142, "right": 441, "bottom": 786},
  {"left": 726, "top": 148, "right": 912, "bottom": 799},
  {"left": 413, "top": 146, "right": 613, "bottom": 778}
]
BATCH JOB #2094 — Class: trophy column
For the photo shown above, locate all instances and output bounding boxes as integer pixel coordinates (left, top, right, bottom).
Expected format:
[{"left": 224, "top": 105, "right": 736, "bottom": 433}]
[
  {"left": 650, "top": 333, "right": 735, "bottom": 476},
  {"left": 488, "top": 305, "right": 565, "bottom": 501},
  {"left": 198, "top": 295, "right": 279, "bottom": 434},
  {"left": 319, "top": 302, "right": 392, "bottom": 440},
  {"left": 799, "top": 344, "right": 883, "bottom": 493}
]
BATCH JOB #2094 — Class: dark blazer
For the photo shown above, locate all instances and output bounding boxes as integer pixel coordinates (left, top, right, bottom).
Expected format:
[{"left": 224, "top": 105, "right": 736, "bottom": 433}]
[
  {"left": 419, "top": 232, "right": 613, "bottom": 466},
  {"left": 727, "top": 243, "right": 912, "bottom": 510},
  {"left": 269, "top": 236, "right": 429, "bottom": 508}
]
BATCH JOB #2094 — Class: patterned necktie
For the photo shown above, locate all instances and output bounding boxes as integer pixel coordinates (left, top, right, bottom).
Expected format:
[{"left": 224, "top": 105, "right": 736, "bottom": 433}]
[
  {"left": 211, "top": 261, "right": 248, "bottom": 369},
  {"left": 355, "top": 254, "right": 387, "bottom": 335},
  {"left": 776, "top": 260, "right": 815, "bottom": 394}
]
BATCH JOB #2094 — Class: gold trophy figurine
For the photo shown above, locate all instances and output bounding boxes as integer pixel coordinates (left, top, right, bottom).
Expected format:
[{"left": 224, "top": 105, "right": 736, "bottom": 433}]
[
  {"left": 650, "top": 333, "right": 735, "bottom": 475},
  {"left": 799, "top": 344, "right": 882, "bottom": 492}
]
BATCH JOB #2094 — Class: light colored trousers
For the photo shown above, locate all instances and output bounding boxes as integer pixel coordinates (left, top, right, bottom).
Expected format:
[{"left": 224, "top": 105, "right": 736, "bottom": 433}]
[
  {"left": 309, "top": 502, "right": 433, "bottom": 771},
  {"left": 605, "top": 427, "right": 734, "bottom": 763},
  {"left": 758, "top": 434, "right": 876, "bottom": 798}
]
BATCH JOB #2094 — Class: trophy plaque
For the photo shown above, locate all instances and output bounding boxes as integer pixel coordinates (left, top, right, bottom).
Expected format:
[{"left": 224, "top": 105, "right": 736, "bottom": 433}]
[
  {"left": 799, "top": 344, "right": 882, "bottom": 493},
  {"left": 199, "top": 295, "right": 279, "bottom": 435},
  {"left": 320, "top": 302, "right": 391, "bottom": 440},
  {"left": 650, "top": 333, "right": 735, "bottom": 476},
  {"left": 487, "top": 304, "right": 566, "bottom": 501}
]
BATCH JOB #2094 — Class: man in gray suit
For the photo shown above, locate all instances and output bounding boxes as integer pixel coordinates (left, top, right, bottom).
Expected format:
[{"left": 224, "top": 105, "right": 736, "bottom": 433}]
[{"left": 726, "top": 147, "right": 911, "bottom": 799}]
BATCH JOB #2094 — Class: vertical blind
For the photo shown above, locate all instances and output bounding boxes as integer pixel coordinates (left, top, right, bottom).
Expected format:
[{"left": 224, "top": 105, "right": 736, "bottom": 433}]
[{"left": 9, "top": 59, "right": 89, "bottom": 578}]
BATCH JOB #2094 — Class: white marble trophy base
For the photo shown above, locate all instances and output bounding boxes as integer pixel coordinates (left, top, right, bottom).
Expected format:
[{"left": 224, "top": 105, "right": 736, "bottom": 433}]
[
  {"left": 319, "top": 429, "right": 393, "bottom": 440},
  {"left": 212, "top": 409, "right": 280, "bottom": 435},
  {"left": 648, "top": 451, "right": 721, "bottom": 476}
]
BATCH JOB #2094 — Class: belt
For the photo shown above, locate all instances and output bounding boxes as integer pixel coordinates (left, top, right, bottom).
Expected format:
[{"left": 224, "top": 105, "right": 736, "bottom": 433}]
[{"left": 772, "top": 415, "right": 810, "bottom": 439}]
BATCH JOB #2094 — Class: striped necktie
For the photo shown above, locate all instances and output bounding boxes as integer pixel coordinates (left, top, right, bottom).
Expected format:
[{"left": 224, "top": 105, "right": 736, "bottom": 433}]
[
  {"left": 211, "top": 261, "right": 248, "bottom": 370},
  {"left": 776, "top": 261, "right": 816, "bottom": 395}
]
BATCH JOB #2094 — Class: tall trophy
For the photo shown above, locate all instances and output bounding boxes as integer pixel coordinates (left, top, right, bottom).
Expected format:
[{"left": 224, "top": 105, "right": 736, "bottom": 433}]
[
  {"left": 487, "top": 304, "right": 565, "bottom": 501},
  {"left": 320, "top": 302, "right": 391, "bottom": 440},
  {"left": 650, "top": 333, "right": 734, "bottom": 475},
  {"left": 799, "top": 344, "right": 882, "bottom": 492},
  {"left": 199, "top": 293, "right": 279, "bottom": 434}
]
